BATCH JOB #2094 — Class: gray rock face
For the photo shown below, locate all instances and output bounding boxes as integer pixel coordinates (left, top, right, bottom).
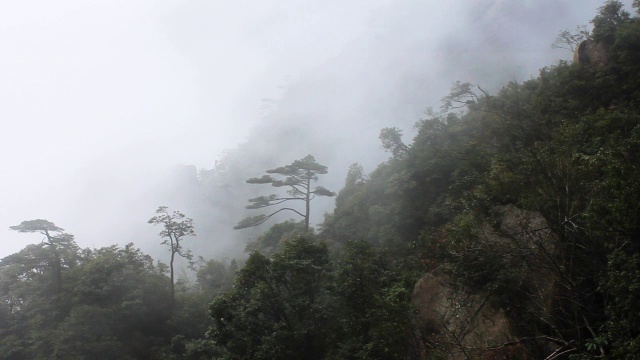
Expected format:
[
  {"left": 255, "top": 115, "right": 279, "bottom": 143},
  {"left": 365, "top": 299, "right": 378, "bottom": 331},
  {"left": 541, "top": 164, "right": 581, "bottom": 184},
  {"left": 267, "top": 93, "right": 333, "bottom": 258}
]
[
  {"left": 573, "top": 39, "right": 609, "bottom": 66},
  {"left": 412, "top": 205, "right": 559, "bottom": 359}
]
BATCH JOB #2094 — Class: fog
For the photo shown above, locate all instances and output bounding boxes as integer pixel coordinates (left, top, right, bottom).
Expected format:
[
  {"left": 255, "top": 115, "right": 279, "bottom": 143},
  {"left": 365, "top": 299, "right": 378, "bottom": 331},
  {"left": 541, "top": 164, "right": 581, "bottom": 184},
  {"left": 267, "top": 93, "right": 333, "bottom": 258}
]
[{"left": 1, "top": 0, "right": 632, "bottom": 261}]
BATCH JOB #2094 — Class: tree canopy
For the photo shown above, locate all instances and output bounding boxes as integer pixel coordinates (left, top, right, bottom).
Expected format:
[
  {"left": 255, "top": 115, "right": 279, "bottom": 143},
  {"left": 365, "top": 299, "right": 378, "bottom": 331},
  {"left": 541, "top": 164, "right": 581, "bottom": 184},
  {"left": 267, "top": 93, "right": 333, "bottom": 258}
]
[
  {"left": 148, "top": 206, "right": 196, "bottom": 305},
  {"left": 10, "top": 219, "right": 64, "bottom": 242},
  {"left": 235, "top": 155, "right": 335, "bottom": 232}
]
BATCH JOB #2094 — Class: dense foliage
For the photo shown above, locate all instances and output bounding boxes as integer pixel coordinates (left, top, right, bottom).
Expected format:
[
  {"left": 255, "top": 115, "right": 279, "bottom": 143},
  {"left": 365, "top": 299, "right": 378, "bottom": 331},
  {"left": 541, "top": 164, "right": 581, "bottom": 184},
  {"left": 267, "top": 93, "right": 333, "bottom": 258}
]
[
  {"left": 0, "top": 236, "right": 234, "bottom": 359},
  {"left": 2, "top": 1, "right": 640, "bottom": 358},
  {"left": 322, "top": 1, "right": 640, "bottom": 357}
]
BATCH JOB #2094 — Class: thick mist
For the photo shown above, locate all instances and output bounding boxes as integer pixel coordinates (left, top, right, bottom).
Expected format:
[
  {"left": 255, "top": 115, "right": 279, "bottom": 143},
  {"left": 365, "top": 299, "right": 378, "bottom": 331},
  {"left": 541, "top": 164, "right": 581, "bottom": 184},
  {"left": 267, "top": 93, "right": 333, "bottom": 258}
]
[{"left": 1, "top": 0, "right": 631, "bottom": 261}]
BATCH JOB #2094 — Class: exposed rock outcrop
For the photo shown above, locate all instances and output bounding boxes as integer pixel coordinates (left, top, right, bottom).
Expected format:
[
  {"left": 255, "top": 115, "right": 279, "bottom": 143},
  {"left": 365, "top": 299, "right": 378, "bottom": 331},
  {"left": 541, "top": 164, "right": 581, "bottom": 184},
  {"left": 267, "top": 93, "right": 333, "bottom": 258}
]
[
  {"left": 412, "top": 271, "right": 515, "bottom": 359},
  {"left": 573, "top": 39, "right": 609, "bottom": 67},
  {"left": 412, "top": 205, "right": 559, "bottom": 359}
]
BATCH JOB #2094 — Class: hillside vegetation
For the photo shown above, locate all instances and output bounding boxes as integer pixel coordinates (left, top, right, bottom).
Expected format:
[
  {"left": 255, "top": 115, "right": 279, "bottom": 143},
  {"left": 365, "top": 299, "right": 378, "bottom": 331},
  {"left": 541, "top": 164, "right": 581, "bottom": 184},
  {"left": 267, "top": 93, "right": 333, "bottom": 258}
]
[{"left": 1, "top": 1, "right": 640, "bottom": 359}]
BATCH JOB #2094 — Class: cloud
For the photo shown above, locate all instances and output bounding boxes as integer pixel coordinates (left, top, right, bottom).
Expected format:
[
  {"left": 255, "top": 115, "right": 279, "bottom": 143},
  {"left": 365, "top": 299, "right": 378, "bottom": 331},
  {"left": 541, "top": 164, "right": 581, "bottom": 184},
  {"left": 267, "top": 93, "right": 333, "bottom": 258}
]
[{"left": 0, "top": 0, "right": 631, "bottom": 259}]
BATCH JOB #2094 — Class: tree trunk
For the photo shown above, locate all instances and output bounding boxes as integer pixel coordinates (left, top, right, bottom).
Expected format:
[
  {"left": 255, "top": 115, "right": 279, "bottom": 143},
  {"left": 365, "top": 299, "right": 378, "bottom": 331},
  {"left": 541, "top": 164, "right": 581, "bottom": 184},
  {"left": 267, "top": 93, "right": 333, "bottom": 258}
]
[
  {"left": 170, "top": 238, "right": 176, "bottom": 306},
  {"left": 305, "top": 173, "right": 311, "bottom": 232},
  {"left": 53, "top": 250, "right": 62, "bottom": 293},
  {"left": 44, "top": 230, "right": 62, "bottom": 294}
]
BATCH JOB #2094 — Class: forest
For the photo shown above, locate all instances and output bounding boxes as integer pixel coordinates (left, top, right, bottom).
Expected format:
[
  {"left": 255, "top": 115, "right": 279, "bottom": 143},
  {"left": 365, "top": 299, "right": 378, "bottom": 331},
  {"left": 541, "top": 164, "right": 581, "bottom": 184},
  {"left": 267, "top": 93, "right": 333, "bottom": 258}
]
[{"left": 2, "top": 1, "right": 640, "bottom": 359}]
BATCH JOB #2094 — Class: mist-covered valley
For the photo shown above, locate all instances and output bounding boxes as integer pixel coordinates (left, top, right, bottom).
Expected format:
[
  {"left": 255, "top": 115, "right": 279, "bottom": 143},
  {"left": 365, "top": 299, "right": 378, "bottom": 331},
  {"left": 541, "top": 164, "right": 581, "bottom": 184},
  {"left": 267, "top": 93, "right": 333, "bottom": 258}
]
[
  {"left": 2, "top": 1, "right": 640, "bottom": 359},
  {"left": 0, "top": 0, "right": 610, "bottom": 260}
]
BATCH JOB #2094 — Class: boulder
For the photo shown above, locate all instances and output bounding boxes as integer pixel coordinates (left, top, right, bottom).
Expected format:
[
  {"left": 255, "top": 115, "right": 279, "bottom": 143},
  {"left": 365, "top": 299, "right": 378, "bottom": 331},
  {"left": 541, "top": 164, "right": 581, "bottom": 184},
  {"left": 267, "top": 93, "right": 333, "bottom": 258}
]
[
  {"left": 412, "top": 205, "right": 559, "bottom": 359},
  {"left": 412, "top": 271, "right": 515, "bottom": 359},
  {"left": 573, "top": 39, "right": 609, "bottom": 67}
]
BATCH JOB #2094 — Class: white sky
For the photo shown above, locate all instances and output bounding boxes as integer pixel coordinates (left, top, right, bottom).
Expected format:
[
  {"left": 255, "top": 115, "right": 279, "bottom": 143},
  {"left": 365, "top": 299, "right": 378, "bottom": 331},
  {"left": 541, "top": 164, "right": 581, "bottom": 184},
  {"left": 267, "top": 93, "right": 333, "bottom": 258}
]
[{"left": 0, "top": 0, "right": 633, "bottom": 258}]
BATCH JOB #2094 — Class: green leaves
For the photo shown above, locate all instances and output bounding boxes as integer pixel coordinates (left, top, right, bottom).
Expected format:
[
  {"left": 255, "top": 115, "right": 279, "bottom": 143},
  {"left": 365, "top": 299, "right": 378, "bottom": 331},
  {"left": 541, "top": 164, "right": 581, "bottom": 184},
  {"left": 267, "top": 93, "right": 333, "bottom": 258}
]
[
  {"left": 330, "top": 240, "right": 416, "bottom": 359},
  {"left": 148, "top": 206, "right": 196, "bottom": 304},
  {"left": 9, "top": 219, "right": 64, "bottom": 234},
  {"left": 311, "top": 186, "right": 335, "bottom": 197},
  {"left": 591, "top": 0, "right": 630, "bottom": 44},
  {"left": 379, "top": 127, "right": 410, "bottom": 158},
  {"left": 319, "top": 7, "right": 640, "bottom": 357},
  {"left": 0, "top": 241, "right": 178, "bottom": 359},
  {"left": 148, "top": 206, "right": 196, "bottom": 240},
  {"left": 289, "top": 155, "right": 329, "bottom": 174},
  {"left": 237, "top": 155, "right": 335, "bottom": 232},
  {"left": 233, "top": 215, "right": 268, "bottom": 230},
  {"left": 209, "top": 237, "right": 331, "bottom": 360},
  {"left": 246, "top": 194, "right": 280, "bottom": 209},
  {"left": 244, "top": 220, "right": 306, "bottom": 255},
  {"left": 246, "top": 175, "right": 275, "bottom": 184},
  {"left": 208, "top": 237, "right": 419, "bottom": 359}
]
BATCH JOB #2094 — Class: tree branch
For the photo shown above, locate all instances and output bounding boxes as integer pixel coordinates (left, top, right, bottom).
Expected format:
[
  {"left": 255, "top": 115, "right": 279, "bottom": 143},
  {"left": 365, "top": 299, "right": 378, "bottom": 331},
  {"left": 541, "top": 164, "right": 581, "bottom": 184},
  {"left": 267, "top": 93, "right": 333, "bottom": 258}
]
[{"left": 234, "top": 208, "right": 307, "bottom": 229}]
